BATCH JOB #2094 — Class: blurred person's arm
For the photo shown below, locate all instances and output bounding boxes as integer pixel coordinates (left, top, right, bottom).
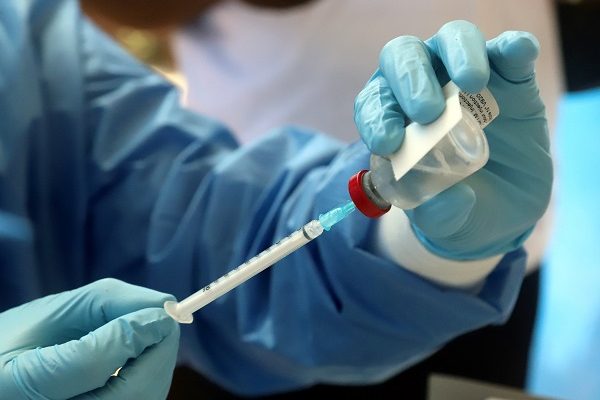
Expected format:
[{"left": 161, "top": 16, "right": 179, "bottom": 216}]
[
  {"left": 80, "top": 0, "right": 314, "bottom": 31},
  {"left": 80, "top": 0, "right": 220, "bottom": 30}
]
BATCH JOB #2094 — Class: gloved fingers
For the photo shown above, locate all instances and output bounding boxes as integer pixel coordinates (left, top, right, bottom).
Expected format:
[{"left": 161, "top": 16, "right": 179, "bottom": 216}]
[
  {"left": 405, "top": 182, "right": 476, "bottom": 240},
  {"left": 10, "top": 308, "right": 178, "bottom": 399},
  {"left": 78, "top": 318, "right": 180, "bottom": 400},
  {"left": 354, "top": 70, "right": 407, "bottom": 156},
  {"left": 425, "top": 20, "right": 490, "bottom": 94},
  {"left": 0, "top": 278, "right": 176, "bottom": 353},
  {"left": 486, "top": 31, "right": 539, "bottom": 83},
  {"left": 365, "top": 21, "right": 489, "bottom": 155},
  {"left": 57, "top": 278, "right": 176, "bottom": 339},
  {"left": 378, "top": 35, "right": 445, "bottom": 125}
]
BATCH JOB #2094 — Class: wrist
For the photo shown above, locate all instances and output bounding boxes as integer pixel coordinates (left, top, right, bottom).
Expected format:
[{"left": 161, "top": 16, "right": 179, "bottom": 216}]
[
  {"left": 412, "top": 220, "right": 535, "bottom": 261},
  {"left": 371, "top": 207, "right": 503, "bottom": 288}
]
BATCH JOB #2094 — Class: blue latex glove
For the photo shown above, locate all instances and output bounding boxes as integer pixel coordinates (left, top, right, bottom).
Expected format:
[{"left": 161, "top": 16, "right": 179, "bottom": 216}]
[
  {"left": 0, "top": 279, "right": 180, "bottom": 399},
  {"left": 354, "top": 20, "right": 553, "bottom": 259}
]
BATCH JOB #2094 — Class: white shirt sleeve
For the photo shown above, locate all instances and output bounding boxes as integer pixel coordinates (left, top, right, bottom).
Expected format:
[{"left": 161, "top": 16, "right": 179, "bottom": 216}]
[{"left": 371, "top": 207, "right": 503, "bottom": 289}]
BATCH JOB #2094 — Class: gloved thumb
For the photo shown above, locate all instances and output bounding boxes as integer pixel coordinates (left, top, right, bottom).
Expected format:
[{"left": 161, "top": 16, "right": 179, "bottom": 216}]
[
  {"left": 405, "top": 182, "right": 476, "bottom": 241},
  {"left": 7, "top": 308, "right": 178, "bottom": 399},
  {"left": 486, "top": 31, "right": 540, "bottom": 83}
]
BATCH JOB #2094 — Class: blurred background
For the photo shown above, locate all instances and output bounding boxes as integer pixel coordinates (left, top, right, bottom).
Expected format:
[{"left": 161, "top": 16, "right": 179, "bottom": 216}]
[
  {"left": 527, "top": 1, "right": 600, "bottom": 400},
  {"left": 80, "top": 0, "right": 600, "bottom": 399}
]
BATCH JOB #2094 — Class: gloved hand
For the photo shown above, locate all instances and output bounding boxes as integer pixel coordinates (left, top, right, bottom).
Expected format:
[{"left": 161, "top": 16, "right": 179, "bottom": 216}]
[
  {"left": 354, "top": 20, "right": 553, "bottom": 260},
  {"left": 0, "top": 278, "right": 180, "bottom": 399}
]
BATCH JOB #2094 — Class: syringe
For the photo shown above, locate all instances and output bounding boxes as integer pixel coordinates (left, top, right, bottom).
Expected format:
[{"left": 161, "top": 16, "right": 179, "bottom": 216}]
[{"left": 164, "top": 201, "right": 356, "bottom": 324}]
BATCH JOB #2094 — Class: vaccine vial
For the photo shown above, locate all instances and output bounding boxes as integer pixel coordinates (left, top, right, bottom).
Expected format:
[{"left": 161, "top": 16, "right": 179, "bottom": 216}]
[{"left": 349, "top": 82, "right": 498, "bottom": 218}]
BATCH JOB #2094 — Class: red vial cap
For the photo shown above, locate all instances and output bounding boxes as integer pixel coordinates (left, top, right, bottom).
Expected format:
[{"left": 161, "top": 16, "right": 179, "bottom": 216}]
[{"left": 348, "top": 170, "right": 391, "bottom": 218}]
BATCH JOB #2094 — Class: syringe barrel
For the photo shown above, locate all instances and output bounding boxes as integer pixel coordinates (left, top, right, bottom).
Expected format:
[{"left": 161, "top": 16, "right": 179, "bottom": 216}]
[{"left": 175, "top": 221, "right": 322, "bottom": 318}]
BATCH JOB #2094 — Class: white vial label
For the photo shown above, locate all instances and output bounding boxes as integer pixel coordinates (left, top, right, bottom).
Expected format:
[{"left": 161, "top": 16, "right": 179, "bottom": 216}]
[{"left": 458, "top": 88, "right": 499, "bottom": 129}]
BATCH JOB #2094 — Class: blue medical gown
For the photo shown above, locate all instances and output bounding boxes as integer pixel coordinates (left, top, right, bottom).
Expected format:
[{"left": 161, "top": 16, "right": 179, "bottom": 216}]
[{"left": 0, "top": 1, "right": 526, "bottom": 396}]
